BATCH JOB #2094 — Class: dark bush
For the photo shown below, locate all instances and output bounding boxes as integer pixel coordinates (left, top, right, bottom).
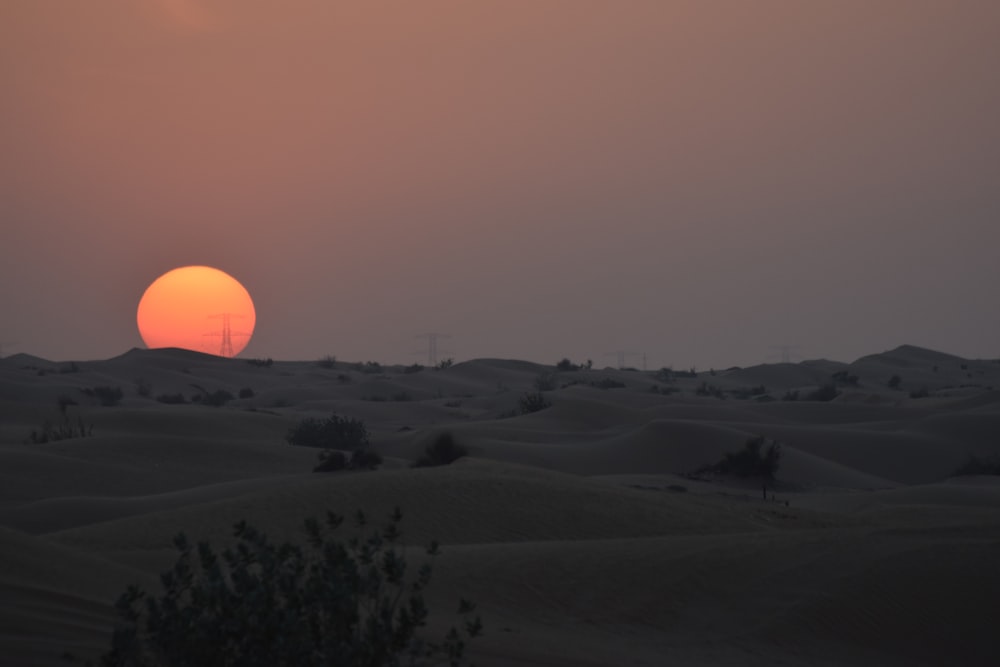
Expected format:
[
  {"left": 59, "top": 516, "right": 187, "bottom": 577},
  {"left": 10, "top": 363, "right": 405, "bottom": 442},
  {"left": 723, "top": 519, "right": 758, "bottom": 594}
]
[
  {"left": 156, "top": 393, "right": 187, "bottom": 405},
  {"left": 831, "top": 370, "right": 859, "bottom": 386},
  {"left": 518, "top": 391, "right": 551, "bottom": 414},
  {"left": 27, "top": 415, "right": 92, "bottom": 444},
  {"left": 349, "top": 448, "right": 383, "bottom": 470},
  {"left": 414, "top": 432, "right": 468, "bottom": 468},
  {"left": 86, "top": 385, "right": 124, "bottom": 407},
  {"left": 238, "top": 387, "right": 255, "bottom": 399},
  {"left": 202, "top": 389, "right": 235, "bottom": 407},
  {"left": 954, "top": 455, "right": 1000, "bottom": 476},
  {"left": 698, "top": 436, "right": 781, "bottom": 481},
  {"left": 100, "top": 509, "right": 481, "bottom": 666},
  {"left": 533, "top": 372, "right": 557, "bottom": 391},
  {"left": 888, "top": 375, "right": 902, "bottom": 390},
  {"left": 591, "top": 378, "right": 626, "bottom": 390},
  {"left": 696, "top": 382, "right": 724, "bottom": 399},
  {"left": 316, "top": 355, "right": 337, "bottom": 369},
  {"left": 435, "top": 358, "right": 454, "bottom": 370},
  {"left": 403, "top": 363, "right": 424, "bottom": 374},
  {"left": 246, "top": 357, "right": 274, "bottom": 368},
  {"left": 805, "top": 384, "right": 839, "bottom": 401},
  {"left": 391, "top": 391, "right": 412, "bottom": 402},
  {"left": 134, "top": 378, "right": 152, "bottom": 398},
  {"left": 313, "top": 450, "right": 347, "bottom": 472},
  {"left": 909, "top": 387, "right": 930, "bottom": 399},
  {"left": 782, "top": 390, "right": 799, "bottom": 402},
  {"left": 287, "top": 414, "right": 369, "bottom": 450}
]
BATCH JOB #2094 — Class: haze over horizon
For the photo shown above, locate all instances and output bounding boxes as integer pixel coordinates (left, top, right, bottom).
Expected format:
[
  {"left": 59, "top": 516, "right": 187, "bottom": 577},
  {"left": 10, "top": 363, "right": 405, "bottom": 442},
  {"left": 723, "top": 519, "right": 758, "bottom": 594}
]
[{"left": 2, "top": 1, "right": 998, "bottom": 369}]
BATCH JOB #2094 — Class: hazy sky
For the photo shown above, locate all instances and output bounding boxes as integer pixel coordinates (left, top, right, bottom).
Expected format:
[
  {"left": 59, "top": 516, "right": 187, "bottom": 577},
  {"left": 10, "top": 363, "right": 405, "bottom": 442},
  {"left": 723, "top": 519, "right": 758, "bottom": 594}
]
[{"left": 2, "top": 1, "right": 998, "bottom": 368}]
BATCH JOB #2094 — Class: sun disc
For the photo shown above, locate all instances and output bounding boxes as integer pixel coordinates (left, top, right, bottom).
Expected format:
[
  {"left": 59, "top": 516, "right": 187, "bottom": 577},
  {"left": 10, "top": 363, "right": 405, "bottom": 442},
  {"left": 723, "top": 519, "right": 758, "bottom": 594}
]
[{"left": 136, "top": 266, "right": 256, "bottom": 357}]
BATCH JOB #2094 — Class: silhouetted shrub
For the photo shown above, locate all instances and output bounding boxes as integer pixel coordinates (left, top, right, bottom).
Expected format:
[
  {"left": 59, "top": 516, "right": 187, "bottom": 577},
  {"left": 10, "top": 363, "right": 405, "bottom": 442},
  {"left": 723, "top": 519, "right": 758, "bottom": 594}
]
[
  {"left": 831, "top": 370, "right": 859, "bottom": 386},
  {"left": 316, "top": 355, "right": 337, "bottom": 369},
  {"left": 337, "top": 373, "right": 352, "bottom": 384},
  {"left": 27, "top": 415, "right": 92, "bottom": 443},
  {"left": 518, "top": 391, "right": 551, "bottom": 414},
  {"left": 85, "top": 385, "right": 124, "bottom": 407},
  {"left": 313, "top": 450, "right": 347, "bottom": 472},
  {"left": 888, "top": 375, "right": 902, "bottom": 389},
  {"left": 349, "top": 448, "right": 383, "bottom": 470},
  {"left": 414, "top": 432, "right": 468, "bottom": 468},
  {"left": 805, "top": 384, "right": 839, "bottom": 402},
  {"left": 591, "top": 378, "right": 626, "bottom": 390},
  {"left": 698, "top": 436, "right": 781, "bottom": 481},
  {"left": 287, "top": 413, "right": 369, "bottom": 450},
  {"left": 556, "top": 358, "right": 591, "bottom": 371},
  {"left": 246, "top": 357, "right": 273, "bottom": 368},
  {"left": 358, "top": 361, "right": 383, "bottom": 374},
  {"left": 134, "top": 378, "right": 152, "bottom": 398},
  {"left": 533, "top": 372, "right": 557, "bottom": 391},
  {"left": 954, "top": 455, "right": 1000, "bottom": 476},
  {"left": 435, "top": 358, "right": 454, "bottom": 370},
  {"left": 202, "top": 389, "right": 235, "bottom": 407},
  {"left": 57, "top": 394, "right": 77, "bottom": 414},
  {"left": 403, "top": 363, "right": 424, "bottom": 374},
  {"left": 238, "top": 387, "right": 255, "bottom": 399},
  {"left": 696, "top": 382, "right": 724, "bottom": 399},
  {"left": 649, "top": 384, "right": 680, "bottom": 395},
  {"left": 655, "top": 367, "right": 674, "bottom": 383},
  {"left": 731, "top": 385, "right": 767, "bottom": 400},
  {"left": 100, "top": 509, "right": 481, "bottom": 666},
  {"left": 156, "top": 393, "right": 187, "bottom": 405},
  {"left": 59, "top": 362, "right": 80, "bottom": 374},
  {"left": 909, "top": 387, "right": 930, "bottom": 399},
  {"left": 391, "top": 391, "right": 412, "bottom": 402},
  {"left": 782, "top": 390, "right": 799, "bottom": 402}
]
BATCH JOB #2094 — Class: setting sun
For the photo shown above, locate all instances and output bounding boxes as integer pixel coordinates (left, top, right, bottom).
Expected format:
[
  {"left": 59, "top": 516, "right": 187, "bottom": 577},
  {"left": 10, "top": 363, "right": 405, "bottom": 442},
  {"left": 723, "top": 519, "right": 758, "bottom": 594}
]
[{"left": 136, "top": 266, "right": 256, "bottom": 357}]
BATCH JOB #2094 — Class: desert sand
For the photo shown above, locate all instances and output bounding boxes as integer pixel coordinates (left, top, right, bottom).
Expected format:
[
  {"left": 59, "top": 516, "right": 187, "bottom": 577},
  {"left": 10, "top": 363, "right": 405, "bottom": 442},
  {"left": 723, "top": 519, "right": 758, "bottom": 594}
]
[{"left": 1, "top": 344, "right": 999, "bottom": 666}]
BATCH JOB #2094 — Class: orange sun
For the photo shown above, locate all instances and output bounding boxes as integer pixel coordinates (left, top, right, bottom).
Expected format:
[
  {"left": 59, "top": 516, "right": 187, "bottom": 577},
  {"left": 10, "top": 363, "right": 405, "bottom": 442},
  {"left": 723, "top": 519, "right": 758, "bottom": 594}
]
[{"left": 137, "top": 266, "right": 256, "bottom": 357}]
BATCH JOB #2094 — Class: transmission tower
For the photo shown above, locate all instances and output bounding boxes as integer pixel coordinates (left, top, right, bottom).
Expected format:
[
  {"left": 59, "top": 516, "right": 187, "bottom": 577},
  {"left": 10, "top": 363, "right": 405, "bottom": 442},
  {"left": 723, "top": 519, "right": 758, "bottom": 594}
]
[
  {"left": 605, "top": 350, "right": 640, "bottom": 370},
  {"left": 414, "top": 332, "right": 451, "bottom": 366},
  {"left": 204, "top": 314, "right": 249, "bottom": 358},
  {"left": 768, "top": 345, "right": 801, "bottom": 364}
]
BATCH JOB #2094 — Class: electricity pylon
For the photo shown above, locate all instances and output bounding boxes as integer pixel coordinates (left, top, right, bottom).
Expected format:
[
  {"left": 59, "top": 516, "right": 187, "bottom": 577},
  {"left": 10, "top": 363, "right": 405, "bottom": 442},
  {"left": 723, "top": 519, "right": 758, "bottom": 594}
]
[
  {"left": 605, "top": 350, "right": 640, "bottom": 370},
  {"left": 204, "top": 314, "right": 250, "bottom": 358},
  {"left": 414, "top": 332, "right": 451, "bottom": 366},
  {"left": 768, "top": 345, "right": 801, "bottom": 364}
]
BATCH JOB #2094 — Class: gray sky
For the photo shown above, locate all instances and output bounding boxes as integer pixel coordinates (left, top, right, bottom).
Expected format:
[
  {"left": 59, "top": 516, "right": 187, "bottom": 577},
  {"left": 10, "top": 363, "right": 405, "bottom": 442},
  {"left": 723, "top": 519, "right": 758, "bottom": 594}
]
[{"left": 2, "top": 1, "right": 998, "bottom": 368}]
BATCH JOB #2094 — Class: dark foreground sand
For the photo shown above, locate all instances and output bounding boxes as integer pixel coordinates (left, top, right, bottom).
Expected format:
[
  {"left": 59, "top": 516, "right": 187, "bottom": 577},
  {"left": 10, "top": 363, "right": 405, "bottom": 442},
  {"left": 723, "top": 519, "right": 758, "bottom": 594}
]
[{"left": 2, "top": 344, "right": 999, "bottom": 666}]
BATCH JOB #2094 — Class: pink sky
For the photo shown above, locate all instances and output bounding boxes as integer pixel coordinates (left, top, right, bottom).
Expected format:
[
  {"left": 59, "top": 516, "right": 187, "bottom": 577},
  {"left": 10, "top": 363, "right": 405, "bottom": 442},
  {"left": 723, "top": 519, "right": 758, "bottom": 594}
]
[{"left": 2, "top": 1, "right": 998, "bottom": 367}]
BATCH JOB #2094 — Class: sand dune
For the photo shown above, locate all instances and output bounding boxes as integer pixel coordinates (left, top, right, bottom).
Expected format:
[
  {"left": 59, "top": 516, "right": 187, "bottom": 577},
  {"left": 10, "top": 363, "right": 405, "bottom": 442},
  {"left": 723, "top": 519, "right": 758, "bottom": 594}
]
[{"left": 2, "top": 345, "right": 998, "bottom": 665}]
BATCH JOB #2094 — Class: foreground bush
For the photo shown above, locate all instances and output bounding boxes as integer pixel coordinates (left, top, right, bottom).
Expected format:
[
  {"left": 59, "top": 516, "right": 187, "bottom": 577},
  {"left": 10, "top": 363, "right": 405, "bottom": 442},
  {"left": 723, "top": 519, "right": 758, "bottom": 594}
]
[
  {"left": 414, "top": 432, "right": 468, "bottom": 468},
  {"left": 697, "top": 436, "right": 781, "bottom": 481},
  {"left": 99, "top": 509, "right": 482, "bottom": 666},
  {"left": 287, "top": 413, "right": 369, "bottom": 450},
  {"left": 954, "top": 455, "right": 1000, "bottom": 476},
  {"left": 518, "top": 391, "right": 551, "bottom": 414},
  {"left": 313, "top": 447, "right": 385, "bottom": 473}
]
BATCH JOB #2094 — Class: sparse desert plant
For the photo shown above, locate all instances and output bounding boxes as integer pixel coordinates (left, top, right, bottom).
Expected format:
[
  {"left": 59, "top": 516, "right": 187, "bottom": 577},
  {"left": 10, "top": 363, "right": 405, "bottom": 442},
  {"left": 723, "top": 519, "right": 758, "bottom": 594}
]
[
  {"left": 909, "top": 386, "right": 930, "bottom": 399},
  {"left": 698, "top": 436, "right": 781, "bottom": 481},
  {"left": 156, "top": 392, "right": 187, "bottom": 405},
  {"left": 954, "top": 455, "right": 1000, "bottom": 476},
  {"left": 518, "top": 391, "right": 551, "bottom": 414},
  {"left": 391, "top": 391, "right": 413, "bottom": 402},
  {"left": 316, "top": 355, "right": 337, "bottom": 369},
  {"left": 134, "top": 377, "right": 152, "bottom": 398},
  {"left": 782, "top": 390, "right": 799, "bottom": 402},
  {"left": 888, "top": 375, "right": 902, "bottom": 390},
  {"left": 831, "top": 370, "right": 860, "bottom": 386},
  {"left": 85, "top": 385, "right": 124, "bottom": 407},
  {"left": 413, "top": 432, "right": 468, "bottom": 468},
  {"left": 805, "top": 384, "right": 839, "bottom": 402},
  {"left": 435, "top": 358, "right": 454, "bottom": 370},
  {"left": 246, "top": 357, "right": 274, "bottom": 368},
  {"left": 27, "top": 415, "right": 92, "bottom": 443},
  {"left": 655, "top": 367, "right": 674, "bottom": 383},
  {"left": 57, "top": 394, "right": 78, "bottom": 414},
  {"left": 348, "top": 447, "right": 383, "bottom": 470},
  {"left": 404, "top": 363, "right": 424, "bottom": 374},
  {"left": 238, "top": 387, "right": 255, "bottom": 399},
  {"left": 359, "top": 361, "right": 383, "bottom": 374},
  {"left": 99, "top": 509, "right": 481, "bottom": 666},
  {"left": 555, "top": 358, "right": 585, "bottom": 372},
  {"left": 202, "top": 389, "right": 235, "bottom": 407},
  {"left": 591, "top": 378, "right": 626, "bottom": 390},
  {"left": 337, "top": 373, "right": 352, "bottom": 384},
  {"left": 287, "top": 413, "right": 370, "bottom": 450},
  {"left": 313, "top": 449, "right": 348, "bottom": 472},
  {"left": 533, "top": 372, "right": 557, "bottom": 392},
  {"left": 695, "top": 382, "right": 724, "bottom": 399}
]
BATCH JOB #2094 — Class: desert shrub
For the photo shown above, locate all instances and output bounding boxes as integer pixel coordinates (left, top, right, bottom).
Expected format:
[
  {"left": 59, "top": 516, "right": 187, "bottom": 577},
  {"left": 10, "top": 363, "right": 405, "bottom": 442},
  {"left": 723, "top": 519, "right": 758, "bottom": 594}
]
[
  {"left": 238, "top": 387, "right": 255, "bottom": 399},
  {"left": 27, "top": 415, "right": 92, "bottom": 444},
  {"left": 57, "top": 394, "right": 78, "bottom": 414},
  {"left": 316, "top": 355, "right": 337, "bottom": 369},
  {"left": 443, "top": 400, "right": 462, "bottom": 408},
  {"left": 909, "top": 387, "right": 930, "bottom": 399},
  {"left": 156, "top": 393, "right": 187, "bottom": 405},
  {"left": 337, "top": 373, "right": 352, "bottom": 384},
  {"left": 202, "top": 389, "right": 235, "bottom": 407},
  {"left": 888, "top": 375, "right": 902, "bottom": 389},
  {"left": 555, "top": 358, "right": 590, "bottom": 372},
  {"left": 698, "top": 436, "right": 781, "bottom": 481},
  {"left": 695, "top": 382, "right": 724, "bottom": 399},
  {"left": 350, "top": 448, "right": 383, "bottom": 470},
  {"left": 731, "top": 385, "right": 767, "bottom": 400},
  {"left": 246, "top": 357, "right": 274, "bottom": 368},
  {"left": 85, "top": 385, "right": 124, "bottom": 407},
  {"left": 287, "top": 414, "right": 369, "bottom": 450},
  {"left": 313, "top": 450, "right": 347, "bottom": 472},
  {"left": 831, "top": 370, "right": 859, "bottom": 386},
  {"left": 59, "top": 362, "right": 80, "bottom": 374},
  {"left": 404, "top": 363, "right": 424, "bottom": 374},
  {"left": 414, "top": 432, "right": 468, "bottom": 468},
  {"left": 673, "top": 368, "right": 697, "bottom": 379},
  {"left": 805, "top": 384, "right": 839, "bottom": 402},
  {"left": 649, "top": 384, "right": 680, "bottom": 395},
  {"left": 655, "top": 367, "right": 674, "bottom": 383},
  {"left": 134, "top": 378, "right": 152, "bottom": 398},
  {"left": 435, "top": 358, "right": 454, "bottom": 370},
  {"left": 391, "top": 391, "right": 412, "bottom": 402},
  {"left": 782, "top": 390, "right": 799, "bottom": 402},
  {"left": 954, "top": 455, "right": 1000, "bottom": 476},
  {"left": 533, "top": 372, "right": 557, "bottom": 392},
  {"left": 359, "top": 361, "right": 383, "bottom": 374},
  {"left": 591, "top": 378, "right": 626, "bottom": 390},
  {"left": 99, "top": 509, "right": 481, "bottom": 667},
  {"left": 518, "top": 391, "right": 551, "bottom": 414}
]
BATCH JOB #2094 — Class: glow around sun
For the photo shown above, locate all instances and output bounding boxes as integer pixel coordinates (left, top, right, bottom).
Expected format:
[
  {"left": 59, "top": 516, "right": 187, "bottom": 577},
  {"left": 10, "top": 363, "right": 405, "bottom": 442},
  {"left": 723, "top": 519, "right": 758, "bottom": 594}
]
[{"left": 136, "top": 266, "right": 256, "bottom": 357}]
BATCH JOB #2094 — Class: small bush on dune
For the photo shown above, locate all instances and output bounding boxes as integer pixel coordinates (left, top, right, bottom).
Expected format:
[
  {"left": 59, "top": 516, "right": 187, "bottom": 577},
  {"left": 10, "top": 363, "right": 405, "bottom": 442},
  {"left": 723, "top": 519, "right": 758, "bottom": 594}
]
[
  {"left": 413, "top": 432, "right": 468, "bottom": 468},
  {"left": 287, "top": 413, "right": 370, "bottom": 450},
  {"left": 697, "top": 436, "right": 781, "bottom": 481},
  {"left": 99, "top": 509, "right": 481, "bottom": 666},
  {"left": 238, "top": 387, "right": 254, "bottom": 399},
  {"left": 202, "top": 389, "right": 235, "bottom": 407},
  {"left": 805, "top": 384, "right": 839, "bottom": 402},
  {"left": 313, "top": 447, "right": 384, "bottom": 473},
  {"left": 156, "top": 392, "right": 187, "bottom": 405},
  {"left": 84, "top": 385, "right": 124, "bottom": 407},
  {"left": 518, "top": 391, "right": 551, "bottom": 414},
  {"left": 953, "top": 455, "right": 1000, "bottom": 476}
]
